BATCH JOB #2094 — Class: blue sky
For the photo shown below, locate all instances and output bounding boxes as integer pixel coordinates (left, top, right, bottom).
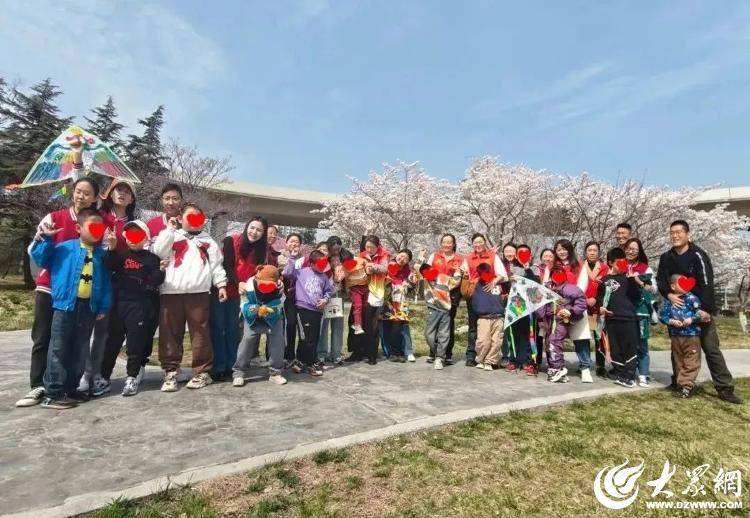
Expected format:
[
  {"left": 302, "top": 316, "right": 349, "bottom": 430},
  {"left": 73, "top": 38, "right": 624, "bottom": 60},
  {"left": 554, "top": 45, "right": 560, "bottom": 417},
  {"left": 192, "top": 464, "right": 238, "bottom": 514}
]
[{"left": 2, "top": 1, "right": 749, "bottom": 192}]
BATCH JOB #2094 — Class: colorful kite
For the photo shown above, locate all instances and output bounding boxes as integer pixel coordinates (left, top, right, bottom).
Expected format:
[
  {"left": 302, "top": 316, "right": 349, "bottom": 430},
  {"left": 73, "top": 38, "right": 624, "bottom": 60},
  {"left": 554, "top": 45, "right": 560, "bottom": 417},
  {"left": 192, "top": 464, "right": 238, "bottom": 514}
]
[
  {"left": 503, "top": 276, "right": 559, "bottom": 328},
  {"left": 18, "top": 126, "right": 140, "bottom": 187}
]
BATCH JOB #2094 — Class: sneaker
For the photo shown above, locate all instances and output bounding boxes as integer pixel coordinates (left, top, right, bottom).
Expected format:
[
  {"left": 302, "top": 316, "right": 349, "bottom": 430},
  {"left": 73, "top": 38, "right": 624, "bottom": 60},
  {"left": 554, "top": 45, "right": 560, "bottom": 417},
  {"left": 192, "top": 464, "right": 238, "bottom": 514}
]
[
  {"left": 77, "top": 374, "right": 90, "bottom": 393},
  {"left": 161, "top": 370, "right": 179, "bottom": 392},
  {"left": 444, "top": 358, "right": 454, "bottom": 365},
  {"left": 637, "top": 375, "right": 649, "bottom": 387},
  {"left": 291, "top": 360, "right": 304, "bottom": 373},
  {"left": 308, "top": 364, "right": 324, "bottom": 377},
  {"left": 397, "top": 355, "right": 407, "bottom": 363},
  {"left": 614, "top": 378, "right": 636, "bottom": 388},
  {"left": 499, "top": 358, "right": 509, "bottom": 368},
  {"left": 465, "top": 359, "right": 477, "bottom": 367},
  {"left": 136, "top": 365, "right": 146, "bottom": 385},
  {"left": 524, "top": 363, "right": 538, "bottom": 377},
  {"left": 407, "top": 354, "right": 416, "bottom": 362},
  {"left": 484, "top": 364, "right": 493, "bottom": 371},
  {"left": 344, "top": 354, "right": 362, "bottom": 363},
  {"left": 426, "top": 356, "right": 435, "bottom": 364},
  {"left": 475, "top": 362, "right": 485, "bottom": 369},
  {"left": 176, "top": 368, "right": 191, "bottom": 383},
  {"left": 186, "top": 373, "right": 213, "bottom": 389},
  {"left": 581, "top": 368, "right": 594, "bottom": 384},
  {"left": 351, "top": 324, "right": 365, "bottom": 335},
  {"left": 41, "top": 397, "right": 77, "bottom": 410},
  {"left": 434, "top": 358, "right": 444, "bottom": 370},
  {"left": 388, "top": 356, "right": 400, "bottom": 362},
  {"left": 269, "top": 373, "right": 288, "bottom": 385},
  {"left": 232, "top": 376, "right": 245, "bottom": 387},
  {"left": 718, "top": 389, "right": 742, "bottom": 404},
  {"left": 505, "top": 362, "right": 517, "bottom": 373},
  {"left": 122, "top": 376, "right": 139, "bottom": 397},
  {"left": 549, "top": 367, "right": 568, "bottom": 383},
  {"left": 15, "top": 387, "right": 45, "bottom": 407},
  {"left": 334, "top": 357, "right": 344, "bottom": 366},
  {"left": 595, "top": 367, "right": 607, "bottom": 378},
  {"left": 67, "top": 391, "right": 90, "bottom": 404},
  {"left": 91, "top": 376, "right": 111, "bottom": 397},
  {"left": 681, "top": 387, "right": 692, "bottom": 399}
]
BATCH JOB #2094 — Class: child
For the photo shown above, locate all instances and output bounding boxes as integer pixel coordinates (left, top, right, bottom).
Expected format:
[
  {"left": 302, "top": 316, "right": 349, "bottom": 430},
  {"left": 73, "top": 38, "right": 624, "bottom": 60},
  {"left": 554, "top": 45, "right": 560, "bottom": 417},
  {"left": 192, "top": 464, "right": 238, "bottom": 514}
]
[
  {"left": 233, "top": 265, "right": 288, "bottom": 386},
  {"left": 30, "top": 208, "right": 112, "bottom": 409},
  {"left": 659, "top": 274, "right": 702, "bottom": 398},
  {"left": 536, "top": 266, "right": 588, "bottom": 383},
  {"left": 283, "top": 249, "right": 334, "bottom": 376},
  {"left": 104, "top": 220, "right": 165, "bottom": 396},
  {"left": 472, "top": 263, "right": 505, "bottom": 371},
  {"left": 343, "top": 252, "right": 369, "bottom": 335},
  {"left": 418, "top": 259, "right": 460, "bottom": 370},
  {"left": 597, "top": 248, "right": 641, "bottom": 388},
  {"left": 152, "top": 204, "right": 227, "bottom": 391}
]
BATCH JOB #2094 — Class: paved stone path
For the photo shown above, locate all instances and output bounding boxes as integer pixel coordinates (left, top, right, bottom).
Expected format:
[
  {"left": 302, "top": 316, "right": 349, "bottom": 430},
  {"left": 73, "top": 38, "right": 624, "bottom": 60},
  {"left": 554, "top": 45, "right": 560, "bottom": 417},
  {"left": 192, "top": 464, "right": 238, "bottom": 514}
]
[{"left": 1, "top": 329, "right": 748, "bottom": 517}]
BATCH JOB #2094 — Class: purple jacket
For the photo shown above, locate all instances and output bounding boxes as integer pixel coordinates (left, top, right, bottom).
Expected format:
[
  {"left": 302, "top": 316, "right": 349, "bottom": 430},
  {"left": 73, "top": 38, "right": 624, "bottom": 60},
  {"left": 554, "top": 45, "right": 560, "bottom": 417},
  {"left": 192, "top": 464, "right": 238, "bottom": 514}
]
[
  {"left": 536, "top": 282, "right": 587, "bottom": 323},
  {"left": 283, "top": 260, "right": 334, "bottom": 312}
]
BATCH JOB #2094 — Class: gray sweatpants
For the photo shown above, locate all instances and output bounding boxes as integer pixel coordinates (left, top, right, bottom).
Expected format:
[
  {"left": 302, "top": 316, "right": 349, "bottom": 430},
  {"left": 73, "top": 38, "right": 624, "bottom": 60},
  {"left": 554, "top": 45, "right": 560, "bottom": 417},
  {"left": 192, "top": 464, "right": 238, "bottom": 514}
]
[
  {"left": 234, "top": 316, "right": 286, "bottom": 377},
  {"left": 425, "top": 306, "right": 451, "bottom": 359}
]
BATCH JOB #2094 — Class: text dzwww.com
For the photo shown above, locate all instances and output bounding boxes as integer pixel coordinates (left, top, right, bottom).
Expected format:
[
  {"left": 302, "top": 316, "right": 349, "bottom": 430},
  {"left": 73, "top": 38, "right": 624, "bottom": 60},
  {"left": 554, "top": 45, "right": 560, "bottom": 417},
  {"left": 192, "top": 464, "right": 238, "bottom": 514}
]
[{"left": 645, "top": 501, "right": 743, "bottom": 510}]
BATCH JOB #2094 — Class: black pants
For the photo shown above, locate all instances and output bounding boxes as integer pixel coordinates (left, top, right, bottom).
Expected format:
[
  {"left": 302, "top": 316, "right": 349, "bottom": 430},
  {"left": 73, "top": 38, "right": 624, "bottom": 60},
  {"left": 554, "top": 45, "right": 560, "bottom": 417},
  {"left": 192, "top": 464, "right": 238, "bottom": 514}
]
[
  {"left": 466, "top": 302, "right": 478, "bottom": 362},
  {"left": 384, "top": 320, "right": 405, "bottom": 357},
  {"left": 296, "top": 308, "right": 323, "bottom": 366},
  {"left": 143, "top": 293, "right": 159, "bottom": 366},
  {"left": 364, "top": 304, "right": 381, "bottom": 362},
  {"left": 118, "top": 299, "right": 157, "bottom": 378},
  {"left": 507, "top": 315, "right": 531, "bottom": 366},
  {"left": 29, "top": 291, "right": 53, "bottom": 389},
  {"left": 445, "top": 288, "right": 461, "bottom": 360},
  {"left": 346, "top": 305, "right": 366, "bottom": 358},
  {"left": 100, "top": 297, "right": 125, "bottom": 381},
  {"left": 284, "top": 298, "right": 301, "bottom": 362},
  {"left": 607, "top": 319, "right": 639, "bottom": 381}
]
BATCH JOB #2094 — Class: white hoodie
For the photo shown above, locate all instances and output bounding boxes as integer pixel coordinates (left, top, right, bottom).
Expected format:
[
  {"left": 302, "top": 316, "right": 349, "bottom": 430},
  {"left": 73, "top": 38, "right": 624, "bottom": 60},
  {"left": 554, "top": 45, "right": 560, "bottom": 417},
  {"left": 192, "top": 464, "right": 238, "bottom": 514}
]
[{"left": 152, "top": 228, "right": 227, "bottom": 295}]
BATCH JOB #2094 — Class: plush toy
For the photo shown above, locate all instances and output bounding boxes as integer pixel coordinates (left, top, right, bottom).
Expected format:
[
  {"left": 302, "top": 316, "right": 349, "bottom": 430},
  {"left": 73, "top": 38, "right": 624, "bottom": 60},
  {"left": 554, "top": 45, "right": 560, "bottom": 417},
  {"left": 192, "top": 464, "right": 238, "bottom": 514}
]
[{"left": 241, "top": 265, "right": 284, "bottom": 328}]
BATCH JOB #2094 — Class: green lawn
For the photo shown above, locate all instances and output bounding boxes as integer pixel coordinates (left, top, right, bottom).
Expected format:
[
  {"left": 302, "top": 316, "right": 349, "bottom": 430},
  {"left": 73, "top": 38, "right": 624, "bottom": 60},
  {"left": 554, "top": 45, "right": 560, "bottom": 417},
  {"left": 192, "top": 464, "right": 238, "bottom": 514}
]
[{"left": 87, "top": 378, "right": 750, "bottom": 517}]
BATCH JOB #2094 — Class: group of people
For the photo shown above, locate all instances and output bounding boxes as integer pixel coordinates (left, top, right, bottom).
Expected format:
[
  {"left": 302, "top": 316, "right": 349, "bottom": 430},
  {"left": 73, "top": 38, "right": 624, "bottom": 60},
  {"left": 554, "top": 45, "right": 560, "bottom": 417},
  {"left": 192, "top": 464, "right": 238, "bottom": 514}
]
[{"left": 14, "top": 160, "right": 743, "bottom": 409}]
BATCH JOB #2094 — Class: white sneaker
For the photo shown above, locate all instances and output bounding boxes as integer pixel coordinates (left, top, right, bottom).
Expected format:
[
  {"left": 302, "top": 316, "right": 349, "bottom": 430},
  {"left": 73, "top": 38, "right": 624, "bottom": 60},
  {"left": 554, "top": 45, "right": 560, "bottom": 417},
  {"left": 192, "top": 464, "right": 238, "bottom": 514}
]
[
  {"left": 475, "top": 362, "right": 485, "bottom": 369},
  {"left": 136, "top": 365, "right": 146, "bottom": 385},
  {"left": 637, "top": 375, "right": 649, "bottom": 387},
  {"left": 176, "top": 368, "right": 190, "bottom": 383},
  {"left": 186, "top": 373, "right": 213, "bottom": 389},
  {"left": 269, "top": 373, "right": 288, "bottom": 385},
  {"left": 549, "top": 367, "right": 569, "bottom": 383},
  {"left": 77, "top": 374, "right": 90, "bottom": 393},
  {"left": 581, "top": 368, "right": 594, "bottom": 383},
  {"left": 407, "top": 354, "right": 416, "bottom": 362},
  {"left": 122, "top": 376, "right": 139, "bottom": 397},
  {"left": 15, "top": 387, "right": 45, "bottom": 407},
  {"left": 352, "top": 324, "right": 365, "bottom": 335},
  {"left": 161, "top": 370, "right": 179, "bottom": 392},
  {"left": 484, "top": 364, "right": 493, "bottom": 371},
  {"left": 434, "top": 358, "right": 444, "bottom": 370},
  {"left": 232, "top": 376, "right": 245, "bottom": 387}
]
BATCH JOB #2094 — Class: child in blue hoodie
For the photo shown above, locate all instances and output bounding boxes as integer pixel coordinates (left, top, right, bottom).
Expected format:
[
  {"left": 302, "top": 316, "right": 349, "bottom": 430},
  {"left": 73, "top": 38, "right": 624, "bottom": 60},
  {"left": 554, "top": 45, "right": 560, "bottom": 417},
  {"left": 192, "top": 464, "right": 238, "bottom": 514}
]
[
  {"left": 471, "top": 263, "right": 505, "bottom": 371},
  {"left": 30, "top": 208, "right": 112, "bottom": 410},
  {"left": 283, "top": 249, "right": 334, "bottom": 376}
]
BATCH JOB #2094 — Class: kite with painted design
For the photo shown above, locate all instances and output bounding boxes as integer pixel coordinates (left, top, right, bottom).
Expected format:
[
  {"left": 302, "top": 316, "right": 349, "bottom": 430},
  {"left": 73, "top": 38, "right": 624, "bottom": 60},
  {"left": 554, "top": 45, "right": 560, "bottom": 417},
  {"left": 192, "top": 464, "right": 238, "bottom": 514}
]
[{"left": 17, "top": 126, "right": 140, "bottom": 187}]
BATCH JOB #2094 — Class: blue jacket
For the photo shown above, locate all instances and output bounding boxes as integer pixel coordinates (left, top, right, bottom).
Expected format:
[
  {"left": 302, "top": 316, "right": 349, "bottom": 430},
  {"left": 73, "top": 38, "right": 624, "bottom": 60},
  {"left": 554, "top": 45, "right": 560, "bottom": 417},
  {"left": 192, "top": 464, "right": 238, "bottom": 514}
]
[
  {"left": 30, "top": 237, "right": 112, "bottom": 314},
  {"left": 471, "top": 282, "right": 504, "bottom": 316},
  {"left": 659, "top": 292, "right": 701, "bottom": 336}
]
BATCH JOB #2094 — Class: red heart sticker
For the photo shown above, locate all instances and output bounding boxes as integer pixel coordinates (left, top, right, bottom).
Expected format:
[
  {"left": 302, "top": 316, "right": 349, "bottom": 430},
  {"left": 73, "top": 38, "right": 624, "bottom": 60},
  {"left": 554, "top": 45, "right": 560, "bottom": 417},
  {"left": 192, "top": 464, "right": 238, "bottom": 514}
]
[
  {"left": 186, "top": 212, "right": 206, "bottom": 228},
  {"left": 517, "top": 249, "right": 531, "bottom": 264},
  {"left": 615, "top": 258, "right": 629, "bottom": 273},
  {"left": 257, "top": 280, "right": 277, "bottom": 294},
  {"left": 315, "top": 258, "right": 328, "bottom": 270},
  {"left": 422, "top": 267, "right": 438, "bottom": 282},
  {"left": 480, "top": 271, "right": 494, "bottom": 283},
  {"left": 388, "top": 263, "right": 400, "bottom": 276},
  {"left": 88, "top": 222, "right": 106, "bottom": 240},
  {"left": 677, "top": 276, "right": 696, "bottom": 292},
  {"left": 343, "top": 259, "right": 357, "bottom": 270},
  {"left": 124, "top": 228, "right": 146, "bottom": 244},
  {"left": 551, "top": 271, "right": 566, "bottom": 284}
]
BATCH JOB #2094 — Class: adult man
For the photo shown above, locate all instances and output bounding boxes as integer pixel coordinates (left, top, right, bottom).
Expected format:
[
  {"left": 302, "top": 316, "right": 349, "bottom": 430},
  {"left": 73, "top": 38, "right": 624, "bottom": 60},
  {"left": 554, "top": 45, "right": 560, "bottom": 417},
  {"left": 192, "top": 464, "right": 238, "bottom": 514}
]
[
  {"left": 615, "top": 222, "right": 633, "bottom": 249},
  {"left": 656, "top": 220, "right": 741, "bottom": 404},
  {"left": 146, "top": 183, "right": 183, "bottom": 238}
]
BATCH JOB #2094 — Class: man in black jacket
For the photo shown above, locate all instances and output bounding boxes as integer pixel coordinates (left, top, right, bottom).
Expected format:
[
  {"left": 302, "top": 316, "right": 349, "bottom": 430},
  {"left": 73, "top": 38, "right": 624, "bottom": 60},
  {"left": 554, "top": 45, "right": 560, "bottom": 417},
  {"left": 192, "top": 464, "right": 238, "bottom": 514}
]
[{"left": 656, "top": 220, "right": 741, "bottom": 404}]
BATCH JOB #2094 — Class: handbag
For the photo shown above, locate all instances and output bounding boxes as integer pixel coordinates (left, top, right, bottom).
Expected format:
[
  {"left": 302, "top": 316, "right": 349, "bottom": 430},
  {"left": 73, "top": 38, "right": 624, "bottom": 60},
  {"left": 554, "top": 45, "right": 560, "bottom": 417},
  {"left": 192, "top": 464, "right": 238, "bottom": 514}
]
[
  {"left": 323, "top": 296, "right": 344, "bottom": 319},
  {"left": 460, "top": 276, "right": 477, "bottom": 300}
]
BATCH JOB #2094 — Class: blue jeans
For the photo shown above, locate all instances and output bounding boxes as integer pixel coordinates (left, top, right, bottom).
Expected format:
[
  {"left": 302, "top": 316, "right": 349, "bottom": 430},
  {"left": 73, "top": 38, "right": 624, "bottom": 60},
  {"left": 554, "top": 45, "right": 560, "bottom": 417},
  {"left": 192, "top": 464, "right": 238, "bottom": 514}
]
[
  {"left": 573, "top": 339, "right": 591, "bottom": 370},
  {"left": 44, "top": 299, "right": 95, "bottom": 398},
  {"left": 209, "top": 294, "right": 240, "bottom": 373},
  {"left": 637, "top": 337, "right": 650, "bottom": 377},
  {"left": 317, "top": 317, "right": 344, "bottom": 362},
  {"left": 381, "top": 321, "right": 413, "bottom": 357}
]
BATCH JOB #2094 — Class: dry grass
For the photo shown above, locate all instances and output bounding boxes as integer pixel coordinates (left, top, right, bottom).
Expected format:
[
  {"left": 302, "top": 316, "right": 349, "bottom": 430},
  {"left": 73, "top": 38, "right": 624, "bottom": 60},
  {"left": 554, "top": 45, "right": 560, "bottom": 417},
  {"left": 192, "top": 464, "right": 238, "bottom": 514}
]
[
  {"left": 91, "top": 378, "right": 750, "bottom": 517},
  {"left": 0, "top": 276, "right": 35, "bottom": 332}
]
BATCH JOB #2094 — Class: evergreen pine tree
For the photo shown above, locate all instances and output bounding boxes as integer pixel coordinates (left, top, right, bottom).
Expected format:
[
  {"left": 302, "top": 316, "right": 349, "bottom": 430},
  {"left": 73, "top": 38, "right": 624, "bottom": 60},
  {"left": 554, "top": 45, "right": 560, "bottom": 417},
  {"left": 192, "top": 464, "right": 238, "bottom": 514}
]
[{"left": 84, "top": 95, "right": 125, "bottom": 154}]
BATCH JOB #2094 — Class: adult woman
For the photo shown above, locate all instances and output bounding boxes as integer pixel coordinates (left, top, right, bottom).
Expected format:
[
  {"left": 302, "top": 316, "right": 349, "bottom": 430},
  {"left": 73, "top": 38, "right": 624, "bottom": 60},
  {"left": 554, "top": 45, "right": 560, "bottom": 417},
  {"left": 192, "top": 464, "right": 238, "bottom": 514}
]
[
  {"left": 216, "top": 217, "right": 273, "bottom": 379},
  {"left": 16, "top": 176, "right": 100, "bottom": 407},
  {"left": 96, "top": 179, "right": 138, "bottom": 395},
  {"left": 553, "top": 239, "right": 593, "bottom": 383},
  {"left": 534, "top": 247, "right": 556, "bottom": 369},
  {"left": 357, "top": 235, "right": 390, "bottom": 364},
  {"left": 503, "top": 244, "right": 541, "bottom": 374},
  {"left": 424, "top": 233, "right": 464, "bottom": 364},
  {"left": 281, "top": 233, "right": 304, "bottom": 367},
  {"left": 581, "top": 241, "right": 610, "bottom": 377},
  {"left": 499, "top": 242, "right": 518, "bottom": 368},
  {"left": 460, "top": 233, "right": 508, "bottom": 367},
  {"left": 538, "top": 248, "right": 555, "bottom": 284},
  {"left": 316, "top": 236, "right": 347, "bottom": 366},
  {"left": 624, "top": 237, "right": 657, "bottom": 387}
]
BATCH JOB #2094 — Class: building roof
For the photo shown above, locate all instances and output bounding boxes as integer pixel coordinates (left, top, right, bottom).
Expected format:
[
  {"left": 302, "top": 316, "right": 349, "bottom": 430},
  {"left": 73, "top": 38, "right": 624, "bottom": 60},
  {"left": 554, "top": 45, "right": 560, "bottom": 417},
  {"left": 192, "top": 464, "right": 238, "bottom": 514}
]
[
  {"left": 212, "top": 180, "right": 341, "bottom": 204},
  {"left": 694, "top": 186, "right": 750, "bottom": 204}
]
